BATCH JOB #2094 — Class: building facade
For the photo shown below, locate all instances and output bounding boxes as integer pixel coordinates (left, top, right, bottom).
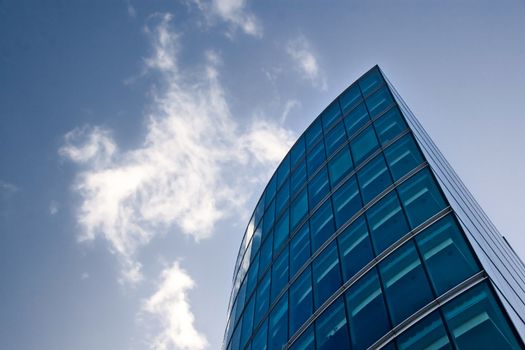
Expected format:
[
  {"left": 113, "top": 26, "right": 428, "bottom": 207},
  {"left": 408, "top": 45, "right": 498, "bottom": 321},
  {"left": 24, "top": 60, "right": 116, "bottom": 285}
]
[{"left": 223, "top": 66, "right": 525, "bottom": 350}]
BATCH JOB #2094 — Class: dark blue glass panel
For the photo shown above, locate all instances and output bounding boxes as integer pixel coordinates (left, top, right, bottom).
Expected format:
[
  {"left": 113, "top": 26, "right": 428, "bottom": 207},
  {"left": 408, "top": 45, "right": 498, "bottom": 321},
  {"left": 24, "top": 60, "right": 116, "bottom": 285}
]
[
  {"left": 252, "top": 320, "right": 268, "bottom": 350},
  {"left": 338, "top": 217, "right": 374, "bottom": 281},
  {"left": 269, "top": 293, "right": 288, "bottom": 350},
  {"left": 384, "top": 134, "right": 424, "bottom": 181},
  {"left": 250, "top": 225, "right": 262, "bottom": 259},
  {"left": 255, "top": 198, "right": 264, "bottom": 227},
  {"left": 291, "top": 189, "right": 308, "bottom": 231},
  {"left": 345, "top": 269, "right": 391, "bottom": 350},
  {"left": 366, "top": 192, "right": 410, "bottom": 254},
  {"left": 396, "top": 311, "right": 452, "bottom": 350},
  {"left": 350, "top": 126, "right": 379, "bottom": 165},
  {"left": 291, "top": 160, "right": 307, "bottom": 195},
  {"left": 359, "top": 66, "right": 384, "bottom": 96},
  {"left": 357, "top": 154, "right": 393, "bottom": 204},
  {"left": 265, "top": 174, "right": 277, "bottom": 208},
  {"left": 374, "top": 107, "right": 407, "bottom": 145},
  {"left": 365, "top": 85, "right": 394, "bottom": 118},
  {"left": 291, "top": 137, "right": 306, "bottom": 168},
  {"left": 310, "top": 200, "right": 335, "bottom": 252},
  {"left": 290, "top": 267, "right": 313, "bottom": 335},
  {"left": 290, "top": 325, "right": 315, "bottom": 350},
  {"left": 258, "top": 233, "right": 273, "bottom": 278},
  {"left": 246, "top": 252, "right": 259, "bottom": 297},
  {"left": 262, "top": 200, "right": 275, "bottom": 239},
  {"left": 271, "top": 248, "right": 289, "bottom": 303},
  {"left": 340, "top": 84, "right": 362, "bottom": 114},
  {"left": 313, "top": 242, "right": 342, "bottom": 308},
  {"left": 290, "top": 224, "right": 311, "bottom": 277},
  {"left": 277, "top": 153, "right": 290, "bottom": 188},
  {"left": 229, "top": 320, "right": 242, "bottom": 350},
  {"left": 273, "top": 210, "right": 289, "bottom": 253},
  {"left": 344, "top": 102, "right": 369, "bottom": 138},
  {"left": 325, "top": 121, "right": 347, "bottom": 157},
  {"left": 308, "top": 166, "right": 330, "bottom": 209},
  {"left": 307, "top": 141, "right": 326, "bottom": 177},
  {"left": 275, "top": 178, "right": 290, "bottom": 217},
  {"left": 321, "top": 100, "right": 342, "bottom": 131},
  {"left": 332, "top": 176, "right": 361, "bottom": 228},
  {"left": 305, "top": 119, "right": 323, "bottom": 151},
  {"left": 240, "top": 296, "right": 256, "bottom": 349},
  {"left": 254, "top": 271, "right": 271, "bottom": 327},
  {"left": 315, "top": 297, "right": 351, "bottom": 350},
  {"left": 398, "top": 168, "right": 447, "bottom": 228},
  {"left": 379, "top": 242, "right": 434, "bottom": 325},
  {"left": 416, "top": 215, "right": 480, "bottom": 295},
  {"left": 235, "top": 279, "right": 247, "bottom": 323},
  {"left": 328, "top": 146, "right": 353, "bottom": 187}
]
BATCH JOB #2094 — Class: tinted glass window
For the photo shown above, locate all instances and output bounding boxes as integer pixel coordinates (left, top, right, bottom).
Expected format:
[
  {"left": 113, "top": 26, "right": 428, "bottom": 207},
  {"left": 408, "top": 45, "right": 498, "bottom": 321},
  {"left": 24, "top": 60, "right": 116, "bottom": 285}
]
[
  {"left": 250, "top": 225, "right": 262, "bottom": 260},
  {"left": 365, "top": 85, "right": 394, "bottom": 118},
  {"left": 332, "top": 176, "right": 362, "bottom": 228},
  {"left": 344, "top": 102, "right": 369, "bottom": 138},
  {"left": 269, "top": 293, "right": 288, "bottom": 350},
  {"left": 274, "top": 210, "right": 289, "bottom": 253},
  {"left": 271, "top": 248, "right": 289, "bottom": 303},
  {"left": 384, "top": 134, "right": 424, "bottom": 181},
  {"left": 275, "top": 178, "right": 290, "bottom": 217},
  {"left": 255, "top": 198, "right": 264, "bottom": 227},
  {"left": 235, "top": 279, "right": 247, "bottom": 323},
  {"left": 321, "top": 100, "right": 342, "bottom": 131},
  {"left": 290, "top": 224, "right": 311, "bottom": 277},
  {"left": 315, "top": 298, "right": 351, "bottom": 350},
  {"left": 374, "top": 107, "right": 407, "bottom": 145},
  {"left": 307, "top": 141, "right": 326, "bottom": 177},
  {"left": 308, "top": 167, "right": 330, "bottom": 209},
  {"left": 291, "top": 160, "right": 307, "bottom": 195},
  {"left": 246, "top": 253, "right": 259, "bottom": 297},
  {"left": 290, "top": 267, "right": 314, "bottom": 335},
  {"left": 265, "top": 174, "right": 277, "bottom": 208},
  {"left": 328, "top": 146, "right": 353, "bottom": 187},
  {"left": 240, "top": 296, "right": 256, "bottom": 349},
  {"left": 325, "top": 122, "right": 347, "bottom": 157},
  {"left": 310, "top": 200, "right": 335, "bottom": 251},
  {"left": 350, "top": 126, "right": 379, "bottom": 165},
  {"left": 305, "top": 119, "right": 323, "bottom": 151},
  {"left": 340, "top": 84, "right": 362, "bottom": 113},
  {"left": 252, "top": 320, "right": 268, "bottom": 350},
  {"left": 357, "top": 154, "right": 393, "bottom": 204},
  {"left": 359, "top": 67, "right": 384, "bottom": 96},
  {"left": 277, "top": 154, "right": 290, "bottom": 188},
  {"left": 313, "top": 242, "right": 342, "bottom": 308},
  {"left": 258, "top": 233, "right": 273, "bottom": 278},
  {"left": 254, "top": 271, "right": 271, "bottom": 327},
  {"left": 291, "top": 189, "right": 308, "bottom": 231},
  {"left": 229, "top": 320, "right": 241, "bottom": 350},
  {"left": 338, "top": 217, "right": 374, "bottom": 281},
  {"left": 290, "top": 326, "right": 315, "bottom": 350},
  {"left": 262, "top": 200, "right": 275, "bottom": 239},
  {"left": 396, "top": 311, "right": 452, "bottom": 350},
  {"left": 291, "top": 137, "right": 306, "bottom": 168}
]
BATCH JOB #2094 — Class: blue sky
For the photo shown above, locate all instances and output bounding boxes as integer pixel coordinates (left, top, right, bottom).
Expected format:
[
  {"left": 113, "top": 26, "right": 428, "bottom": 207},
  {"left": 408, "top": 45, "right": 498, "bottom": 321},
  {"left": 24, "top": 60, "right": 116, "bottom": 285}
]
[{"left": 1, "top": 1, "right": 525, "bottom": 349}]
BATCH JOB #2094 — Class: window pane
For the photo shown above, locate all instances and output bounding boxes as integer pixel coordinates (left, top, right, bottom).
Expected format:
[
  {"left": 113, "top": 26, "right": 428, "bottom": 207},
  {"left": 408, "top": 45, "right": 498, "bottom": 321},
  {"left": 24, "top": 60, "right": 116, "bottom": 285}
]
[
  {"left": 328, "top": 146, "right": 353, "bottom": 187},
  {"left": 398, "top": 168, "right": 447, "bottom": 228},
  {"left": 291, "top": 189, "right": 308, "bottom": 231},
  {"left": 269, "top": 292, "right": 288, "bottom": 350},
  {"left": 307, "top": 141, "right": 326, "bottom": 177},
  {"left": 271, "top": 248, "right": 289, "bottom": 303},
  {"left": 325, "top": 122, "right": 347, "bottom": 157},
  {"left": 357, "top": 154, "right": 393, "bottom": 204},
  {"left": 229, "top": 320, "right": 242, "bottom": 350},
  {"left": 306, "top": 119, "right": 323, "bottom": 151},
  {"left": 359, "top": 66, "right": 384, "bottom": 96},
  {"left": 254, "top": 271, "right": 271, "bottom": 326},
  {"left": 345, "top": 269, "right": 391, "bottom": 350},
  {"left": 374, "top": 107, "right": 407, "bottom": 145},
  {"left": 262, "top": 200, "right": 275, "bottom": 239},
  {"left": 308, "top": 167, "right": 330, "bottom": 209},
  {"left": 443, "top": 282, "right": 521, "bottom": 350},
  {"left": 384, "top": 134, "right": 424, "bottom": 181},
  {"left": 258, "top": 233, "right": 273, "bottom": 278},
  {"left": 252, "top": 320, "right": 268, "bottom": 350},
  {"left": 315, "top": 298, "right": 351, "bottom": 350},
  {"left": 274, "top": 210, "right": 289, "bottom": 253},
  {"left": 250, "top": 225, "right": 262, "bottom": 259},
  {"left": 290, "top": 224, "right": 311, "bottom": 277},
  {"left": 241, "top": 296, "right": 256, "bottom": 349},
  {"left": 265, "top": 174, "right": 277, "bottom": 208},
  {"left": 290, "top": 267, "right": 314, "bottom": 335},
  {"left": 344, "top": 102, "right": 369, "bottom": 138},
  {"left": 365, "top": 85, "right": 394, "bottom": 118},
  {"left": 340, "top": 84, "right": 362, "bottom": 114},
  {"left": 275, "top": 178, "right": 290, "bottom": 217},
  {"left": 255, "top": 198, "right": 264, "bottom": 228},
  {"left": 277, "top": 154, "right": 290, "bottom": 188},
  {"left": 310, "top": 200, "right": 335, "bottom": 252},
  {"left": 321, "top": 100, "right": 342, "bottom": 131},
  {"left": 379, "top": 242, "right": 434, "bottom": 325},
  {"left": 350, "top": 126, "right": 379, "bottom": 165},
  {"left": 313, "top": 242, "right": 342, "bottom": 308},
  {"left": 332, "top": 176, "right": 362, "bottom": 228},
  {"left": 338, "top": 217, "right": 374, "bottom": 281},
  {"left": 291, "top": 160, "right": 307, "bottom": 195},
  {"left": 290, "top": 326, "right": 315, "bottom": 350},
  {"left": 246, "top": 253, "right": 259, "bottom": 297},
  {"left": 397, "top": 311, "right": 452, "bottom": 350},
  {"left": 291, "top": 137, "right": 306, "bottom": 168},
  {"left": 366, "top": 192, "right": 410, "bottom": 254}
]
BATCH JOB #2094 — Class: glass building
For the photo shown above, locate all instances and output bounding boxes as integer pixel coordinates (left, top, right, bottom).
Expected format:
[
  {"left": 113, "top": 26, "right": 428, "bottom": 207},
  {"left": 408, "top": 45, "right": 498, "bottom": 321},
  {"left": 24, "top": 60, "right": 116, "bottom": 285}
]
[{"left": 223, "top": 66, "right": 525, "bottom": 350}]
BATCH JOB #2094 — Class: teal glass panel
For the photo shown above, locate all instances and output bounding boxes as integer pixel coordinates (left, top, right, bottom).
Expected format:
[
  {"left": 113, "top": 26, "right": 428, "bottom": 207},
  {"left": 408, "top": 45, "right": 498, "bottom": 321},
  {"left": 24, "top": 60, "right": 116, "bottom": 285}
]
[
  {"left": 275, "top": 178, "right": 289, "bottom": 217},
  {"left": 332, "top": 176, "right": 362, "bottom": 228},
  {"left": 345, "top": 268, "right": 391, "bottom": 350},
  {"left": 269, "top": 293, "right": 288, "bottom": 350},
  {"left": 313, "top": 242, "right": 342, "bottom": 308},
  {"left": 271, "top": 248, "right": 289, "bottom": 303},
  {"left": 443, "top": 282, "right": 521, "bottom": 350},
  {"left": 338, "top": 217, "right": 374, "bottom": 281},
  {"left": 365, "top": 85, "right": 394, "bottom": 118},
  {"left": 290, "top": 267, "right": 313, "bottom": 335},
  {"left": 240, "top": 296, "right": 256, "bottom": 349},
  {"left": 357, "top": 154, "right": 393, "bottom": 204},
  {"left": 252, "top": 320, "right": 268, "bottom": 350},
  {"left": 308, "top": 166, "right": 330, "bottom": 209},
  {"left": 290, "top": 326, "right": 315, "bottom": 350},
  {"left": 262, "top": 200, "right": 275, "bottom": 239},
  {"left": 291, "top": 137, "right": 306, "bottom": 168},
  {"left": 366, "top": 192, "right": 410, "bottom": 254},
  {"left": 273, "top": 210, "right": 289, "bottom": 253},
  {"left": 277, "top": 153, "right": 290, "bottom": 188},
  {"left": 374, "top": 107, "right": 407, "bottom": 145},
  {"left": 396, "top": 311, "right": 452, "bottom": 350},
  {"left": 310, "top": 200, "right": 335, "bottom": 251},
  {"left": 291, "top": 189, "right": 308, "bottom": 231},
  {"left": 246, "top": 252, "right": 259, "bottom": 297},
  {"left": 291, "top": 160, "right": 307, "bottom": 195},
  {"left": 350, "top": 126, "right": 379, "bottom": 165},
  {"left": 305, "top": 119, "right": 323, "bottom": 151},
  {"left": 315, "top": 297, "right": 351, "bottom": 350},
  {"left": 321, "top": 100, "right": 342, "bottom": 131},
  {"left": 265, "top": 174, "right": 277, "bottom": 208},
  {"left": 290, "top": 224, "right": 311, "bottom": 277},
  {"left": 340, "top": 84, "right": 362, "bottom": 114},
  {"left": 258, "top": 233, "right": 273, "bottom": 278},
  {"left": 379, "top": 242, "right": 434, "bottom": 325},
  {"left": 229, "top": 320, "right": 241, "bottom": 350},
  {"left": 325, "top": 121, "right": 347, "bottom": 157},
  {"left": 398, "top": 168, "right": 447, "bottom": 228},
  {"left": 359, "top": 66, "right": 384, "bottom": 96},
  {"left": 307, "top": 141, "right": 326, "bottom": 177},
  {"left": 384, "top": 134, "right": 424, "bottom": 181},
  {"left": 344, "top": 102, "right": 369, "bottom": 138},
  {"left": 254, "top": 271, "right": 271, "bottom": 326},
  {"left": 250, "top": 225, "right": 262, "bottom": 258},
  {"left": 328, "top": 146, "right": 353, "bottom": 187}
]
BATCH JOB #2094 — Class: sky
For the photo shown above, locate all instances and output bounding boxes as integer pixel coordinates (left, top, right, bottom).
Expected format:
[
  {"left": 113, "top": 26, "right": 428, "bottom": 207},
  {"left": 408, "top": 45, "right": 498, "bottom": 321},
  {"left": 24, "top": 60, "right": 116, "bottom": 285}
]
[{"left": 1, "top": 1, "right": 525, "bottom": 349}]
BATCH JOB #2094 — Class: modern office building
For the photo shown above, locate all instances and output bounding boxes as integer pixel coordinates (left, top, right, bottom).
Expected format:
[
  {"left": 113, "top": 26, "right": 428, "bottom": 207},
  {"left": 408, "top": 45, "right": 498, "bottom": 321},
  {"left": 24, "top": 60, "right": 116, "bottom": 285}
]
[{"left": 223, "top": 66, "right": 525, "bottom": 350}]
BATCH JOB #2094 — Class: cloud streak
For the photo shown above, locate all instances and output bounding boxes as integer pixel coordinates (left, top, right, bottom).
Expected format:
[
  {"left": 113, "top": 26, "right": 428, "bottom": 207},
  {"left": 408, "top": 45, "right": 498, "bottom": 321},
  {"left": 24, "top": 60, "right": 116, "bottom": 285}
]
[{"left": 286, "top": 36, "right": 327, "bottom": 90}]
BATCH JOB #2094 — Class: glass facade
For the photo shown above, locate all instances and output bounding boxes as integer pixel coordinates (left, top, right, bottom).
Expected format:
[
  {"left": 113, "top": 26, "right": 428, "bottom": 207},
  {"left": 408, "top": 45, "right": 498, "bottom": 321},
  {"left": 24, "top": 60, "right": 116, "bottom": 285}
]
[{"left": 224, "top": 66, "right": 525, "bottom": 349}]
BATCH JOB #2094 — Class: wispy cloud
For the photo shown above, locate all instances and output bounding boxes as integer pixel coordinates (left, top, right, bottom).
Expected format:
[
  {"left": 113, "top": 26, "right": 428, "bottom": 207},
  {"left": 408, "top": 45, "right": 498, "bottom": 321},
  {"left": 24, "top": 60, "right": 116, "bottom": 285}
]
[
  {"left": 280, "top": 99, "right": 300, "bottom": 124},
  {"left": 286, "top": 36, "right": 327, "bottom": 90},
  {"left": 49, "top": 201, "right": 59, "bottom": 215},
  {"left": 0, "top": 180, "right": 19, "bottom": 194}
]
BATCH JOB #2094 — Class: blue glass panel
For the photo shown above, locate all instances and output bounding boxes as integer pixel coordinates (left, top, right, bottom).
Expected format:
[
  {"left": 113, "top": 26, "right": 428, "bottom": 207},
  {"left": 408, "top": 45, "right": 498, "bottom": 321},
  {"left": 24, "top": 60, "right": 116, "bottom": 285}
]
[
  {"left": 328, "top": 146, "right": 353, "bottom": 187},
  {"left": 269, "top": 293, "right": 288, "bottom": 350},
  {"left": 442, "top": 282, "right": 521, "bottom": 350},
  {"left": 340, "top": 84, "right": 362, "bottom": 113},
  {"left": 290, "top": 224, "right": 311, "bottom": 277},
  {"left": 290, "top": 325, "right": 315, "bottom": 350},
  {"left": 250, "top": 225, "right": 262, "bottom": 259},
  {"left": 262, "top": 200, "right": 275, "bottom": 239},
  {"left": 254, "top": 198, "right": 264, "bottom": 227},
  {"left": 274, "top": 210, "right": 289, "bottom": 253},
  {"left": 291, "top": 137, "right": 306, "bottom": 168},
  {"left": 307, "top": 141, "right": 326, "bottom": 177},
  {"left": 240, "top": 296, "right": 256, "bottom": 349},
  {"left": 308, "top": 166, "right": 330, "bottom": 209},
  {"left": 235, "top": 279, "right": 247, "bottom": 323},
  {"left": 366, "top": 192, "right": 410, "bottom": 254},
  {"left": 359, "top": 66, "right": 384, "bottom": 96},
  {"left": 357, "top": 154, "right": 393, "bottom": 204},
  {"left": 344, "top": 102, "right": 369, "bottom": 138},
  {"left": 265, "top": 174, "right": 277, "bottom": 208},
  {"left": 246, "top": 252, "right": 259, "bottom": 297},
  {"left": 305, "top": 119, "right": 323, "bottom": 151},
  {"left": 291, "top": 189, "right": 308, "bottom": 231},
  {"left": 384, "top": 134, "right": 424, "bottom": 181},
  {"left": 398, "top": 168, "right": 447, "bottom": 228},
  {"left": 345, "top": 269, "right": 391, "bottom": 350},
  {"left": 321, "top": 100, "right": 342, "bottom": 131},
  {"left": 275, "top": 178, "right": 290, "bottom": 217},
  {"left": 290, "top": 267, "right": 313, "bottom": 335},
  {"left": 258, "top": 233, "right": 273, "bottom": 278},
  {"left": 277, "top": 153, "right": 290, "bottom": 188},
  {"left": 291, "top": 160, "right": 307, "bottom": 195},
  {"left": 379, "top": 242, "right": 434, "bottom": 325},
  {"left": 315, "top": 297, "right": 351, "bottom": 350},
  {"left": 229, "top": 320, "right": 242, "bottom": 350},
  {"left": 254, "top": 271, "right": 271, "bottom": 327},
  {"left": 416, "top": 215, "right": 480, "bottom": 295},
  {"left": 374, "top": 107, "right": 407, "bottom": 145},
  {"left": 350, "top": 126, "right": 379, "bottom": 165},
  {"left": 310, "top": 200, "right": 335, "bottom": 252},
  {"left": 313, "top": 242, "right": 342, "bottom": 308},
  {"left": 365, "top": 85, "right": 394, "bottom": 118},
  {"left": 338, "top": 217, "right": 374, "bottom": 281},
  {"left": 252, "top": 320, "right": 268, "bottom": 350},
  {"left": 396, "top": 311, "right": 452, "bottom": 350},
  {"left": 324, "top": 121, "right": 347, "bottom": 157},
  {"left": 332, "top": 176, "right": 361, "bottom": 228},
  {"left": 271, "top": 248, "right": 289, "bottom": 303}
]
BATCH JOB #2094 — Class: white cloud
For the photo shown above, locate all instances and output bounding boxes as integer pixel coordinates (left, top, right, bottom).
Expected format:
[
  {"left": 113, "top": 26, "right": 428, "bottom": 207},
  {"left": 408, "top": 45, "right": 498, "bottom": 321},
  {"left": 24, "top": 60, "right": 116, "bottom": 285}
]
[
  {"left": 142, "top": 262, "right": 208, "bottom": 350},
  {"left": 0, "top": 180, "right": 19, "bottom": 194},
  {"left": 286, "top": 36, "right": 327, "bottom": 90},
  {"left": 280, "top": 99, "right": 300, "bottom": 124},
  {"left": 49, "top": 201, "right": 59, "bottom": 215}
]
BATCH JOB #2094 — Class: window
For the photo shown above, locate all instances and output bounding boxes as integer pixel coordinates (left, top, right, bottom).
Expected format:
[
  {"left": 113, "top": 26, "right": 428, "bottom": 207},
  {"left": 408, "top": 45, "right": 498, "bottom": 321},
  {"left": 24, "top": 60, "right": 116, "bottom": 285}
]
[
  {"left": 235, "top": 279, "right": 247, "bottom": 323},
  {"left": 254, "top": 271, "right": 271, "bottom": 327},
  {"left": 350, "top": 126, "right": 379, "bottom": 165},
  {"left": 271, "top": 248, "right": 289, "bottom": 303},
  {"left": 384, "top": 134, "right": 424, "bottom": 181},
  {"left": 359, "top": 67, "right": 384, "bottom": 96},
  {"left": 290, "top": 224, "right": 311, "bottom": 277},
  {"left": 310, "top": 200, "right": 335, "bottom": 251},
  {"left": 398, "top": 168, "right": 447, "bottom": 228},
  {"left": 290, "top": 326, "right": 315, "bottom": 350},
  {"left": 365, "top": 85, "right": 394, "bottom": 118},
  {"left": 250, "top": 225, "right": 262, "bottom": 258},
  {"left": 308, "top": 167, "right": 330, "bottom": 209},
  {"left": 328, "top": 146, "right": 353, "bottom": 187},
  {"left": 265, "top": 174, "right": 277, "bottom": 208},
  {"left": 275, "top": 178, "right": 290, "bottom": 217},
  {"left": 290, "top": 267, "right": 314, "bottom": 335},
  {"left": 332, "top": 176, "right": 362, "bottom": 228},
  {"left": 305, "top": 119, "right": 323, "bottom": 151},
  {"left": 357, "top": 154, "right": 393, "bottom": 204},
  {"left": 442, "top": 282, "right": 521, "bottom": 350},
  {"left": 345, "top": 269, "right": 391, "bottom": 350},
  {"left": 255, "top": 198, "right": 264, "bottom": 227},
  {"left": 262, "top": 200, "right": 275, "bottom": 239},
  {"left": 325, "top": 122, "right": 347, "bottom": 157},
  {"left": 366, "top": 192, "right": 410, "bottom": 254},
  {"left": 321, "top": 100, "right": 342, "bottom": 131},
  {"left": 274, "top": 210, "right": 289, "bottom": 253},
  {"left": 246, "top": 253, "right": 259, "bottom": 297},
  {"left": 307, "top": 141, "right": 326, "bottom": 177},
  {"left": 344, "top": 102, "right": 369, "bottom": 138},
  {"left": 252, "top": 320, "right": 268, "bottom": 350},
  {"left": 269, "top": 292, "right": 288, "bottom": 350},
  {"left": 339, "top": 84, "right": 362, "bottom": 114},
  {"left": 396, "top": 311, "right": 452, "bottom": 350},
  {"left": 291, "top": 160, "right": 307, "bottom": 195},
  {"left": 313, "top": 242, "right": 342, "bottom": 308},
  {"left": 277, "top": 153, "right": 290, "bottom": 188},
  {"left": 229, "top": 320, "right": 241, "bottom": 350},
  {"left": 240, "top": 296, "right": 256, "bottom": 349},
  {"left": 374, "top": 107, "right": 407, "bottom": 145},
  {"left": 315, "top": 297, "right": 351, "bottom": 350},
  {"left": 379, "top": 242, "right": 434, "bottom": 325},
  {"left": 291, "top": 137, "right": 306, "bottom": 168},
  {"left": 291, "top": 189, "right": 308, "bottom": 231},
  {"left": 258, "top": 233, "right": 273, "bottom": 278},
  {"left": 338, "top": 217, "right": 374, "bottom": 282}
]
